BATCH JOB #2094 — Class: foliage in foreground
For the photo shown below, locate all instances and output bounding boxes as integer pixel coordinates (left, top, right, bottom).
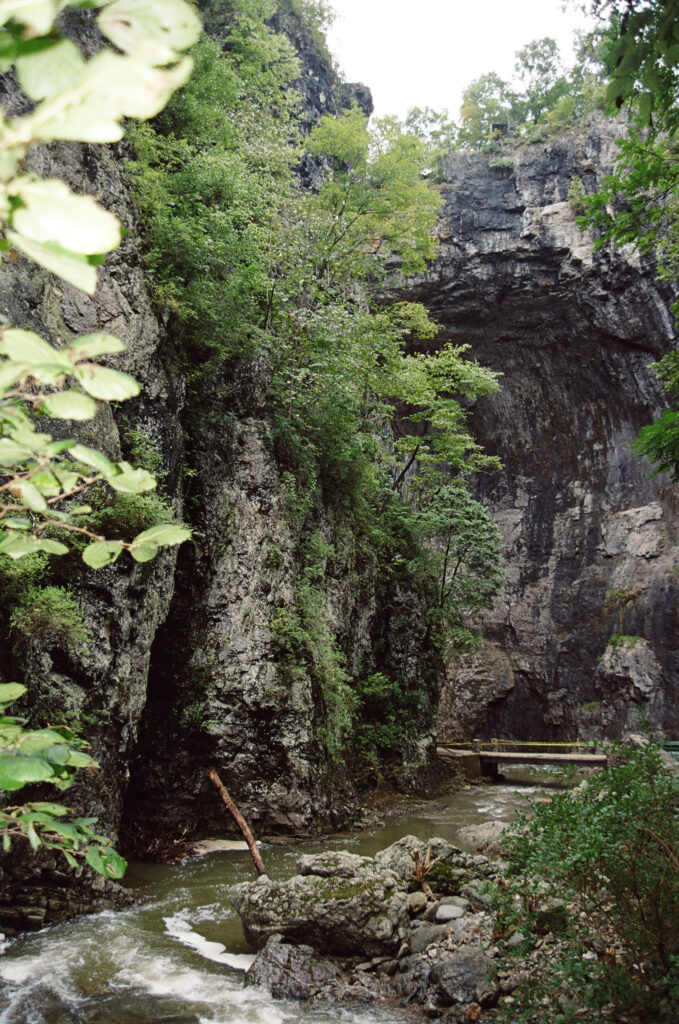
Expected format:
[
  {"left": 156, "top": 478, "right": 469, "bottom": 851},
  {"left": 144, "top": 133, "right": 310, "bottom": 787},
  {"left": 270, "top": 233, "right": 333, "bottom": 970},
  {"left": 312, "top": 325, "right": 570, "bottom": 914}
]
[
  {"left": 496, "top": 746, "right": 679, "bottom": 1023},
  {"left": 0, "top": 683, "right": 125, "bottom": 877},
  {"left": 576, "top": 2, "right": 679, "bottom": 480},
  {"left": 0, "top": 0, "right": 197, "bottom": 876}
]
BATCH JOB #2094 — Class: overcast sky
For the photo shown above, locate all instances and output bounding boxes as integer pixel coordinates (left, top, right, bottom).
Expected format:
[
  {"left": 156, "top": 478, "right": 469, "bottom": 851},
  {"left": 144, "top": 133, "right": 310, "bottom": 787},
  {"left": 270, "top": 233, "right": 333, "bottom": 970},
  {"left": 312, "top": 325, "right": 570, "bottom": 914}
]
[{"left": 326, "top": 1, "right": 597, "bottom": 121}]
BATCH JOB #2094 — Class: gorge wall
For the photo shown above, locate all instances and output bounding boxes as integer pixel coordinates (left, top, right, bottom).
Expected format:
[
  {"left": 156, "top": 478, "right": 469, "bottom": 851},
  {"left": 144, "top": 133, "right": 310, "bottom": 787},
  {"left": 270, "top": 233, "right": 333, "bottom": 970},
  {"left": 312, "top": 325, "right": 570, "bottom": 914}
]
[{"left": 421, "top": 116, "right": 679, "bottom": 742}]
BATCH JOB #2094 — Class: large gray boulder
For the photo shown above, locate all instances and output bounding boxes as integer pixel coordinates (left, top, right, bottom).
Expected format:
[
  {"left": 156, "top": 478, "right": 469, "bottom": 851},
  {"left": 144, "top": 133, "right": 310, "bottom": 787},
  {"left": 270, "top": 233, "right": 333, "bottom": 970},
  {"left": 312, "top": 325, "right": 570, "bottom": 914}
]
[{"left": 230, "top": 863, "right": 409, "bottom": 957}]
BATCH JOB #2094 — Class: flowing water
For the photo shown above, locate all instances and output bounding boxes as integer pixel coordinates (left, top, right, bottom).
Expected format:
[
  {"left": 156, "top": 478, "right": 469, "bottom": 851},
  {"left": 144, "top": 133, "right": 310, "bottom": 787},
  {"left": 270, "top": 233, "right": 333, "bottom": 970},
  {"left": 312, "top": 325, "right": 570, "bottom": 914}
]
[{"left": 0, "top": 771, "right": 561, "bottom": 1024}]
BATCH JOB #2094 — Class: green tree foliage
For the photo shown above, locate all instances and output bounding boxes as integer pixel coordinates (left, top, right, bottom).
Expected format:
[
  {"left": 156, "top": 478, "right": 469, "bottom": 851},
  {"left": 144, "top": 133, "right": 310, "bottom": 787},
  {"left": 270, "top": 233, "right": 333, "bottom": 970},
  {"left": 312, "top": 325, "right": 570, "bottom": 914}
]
[
  {"left": 496, "top": 746, "right": 679, "bottom": 1023},
  {"left": 0, "top": 683, "right": 125, "bottom": 877},
  {"left": 457, "top": 72, "right": 517, "bottom": 150},
  {"left": 576, "top": 2, "right": 679, "bottom": 478},
  {"left": 0, "top": 0, "right": 197, "bottom": 874},
  {"left": 512, "top": 37, "right": 570, "bottom": 124},
  {"left": 129, "top": 2, "right": 504, "bottom": 767},
  {"left": 455, "top": 30, "right": 609, "bottom": 151}
]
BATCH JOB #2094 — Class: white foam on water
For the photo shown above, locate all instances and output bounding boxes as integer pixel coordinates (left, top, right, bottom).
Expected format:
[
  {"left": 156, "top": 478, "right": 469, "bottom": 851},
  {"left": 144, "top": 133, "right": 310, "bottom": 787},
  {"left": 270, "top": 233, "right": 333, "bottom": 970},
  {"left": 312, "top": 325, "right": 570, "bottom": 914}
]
[
  {"left": 163, "top": 913, "right": 255, "bottom": 970},
  {"left": 116, "top": 955, "right": 285, "bottom": 1023}
]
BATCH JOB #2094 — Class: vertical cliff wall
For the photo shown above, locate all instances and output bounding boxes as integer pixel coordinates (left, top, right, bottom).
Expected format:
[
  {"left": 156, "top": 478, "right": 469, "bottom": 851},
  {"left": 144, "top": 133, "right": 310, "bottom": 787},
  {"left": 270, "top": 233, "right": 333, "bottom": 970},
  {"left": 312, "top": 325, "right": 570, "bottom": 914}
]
[{"left": 411, "top": 115, "right": 679, "bottom": 741}]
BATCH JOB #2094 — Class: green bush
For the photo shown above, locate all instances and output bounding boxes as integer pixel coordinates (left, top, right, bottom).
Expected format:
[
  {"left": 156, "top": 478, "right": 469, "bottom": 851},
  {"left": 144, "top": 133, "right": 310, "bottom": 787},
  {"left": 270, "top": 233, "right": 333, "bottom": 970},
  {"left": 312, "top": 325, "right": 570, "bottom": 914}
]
[
  {"left": 496, "top": 745, "right": 679, "bottom": 1022},
  {"left": 10, "top": 587, "right": 90, "bottom": 649},
  {"left": 89, "top": 490, "right": 176, "bottom": 540}
]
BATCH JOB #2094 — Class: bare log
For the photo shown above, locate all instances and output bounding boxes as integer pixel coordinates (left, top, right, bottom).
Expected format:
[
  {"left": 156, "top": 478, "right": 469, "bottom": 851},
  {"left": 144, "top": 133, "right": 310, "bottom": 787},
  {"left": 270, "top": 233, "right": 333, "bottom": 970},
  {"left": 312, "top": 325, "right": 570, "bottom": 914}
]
[{"left": 208, "top": 768, "right": 268, "bottom": 878}]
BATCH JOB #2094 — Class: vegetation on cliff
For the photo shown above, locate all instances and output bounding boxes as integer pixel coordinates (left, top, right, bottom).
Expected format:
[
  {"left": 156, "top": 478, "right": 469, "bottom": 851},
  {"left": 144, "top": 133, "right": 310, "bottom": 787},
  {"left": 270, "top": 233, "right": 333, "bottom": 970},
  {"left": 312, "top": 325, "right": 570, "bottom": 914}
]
[{"left": 127, "top": 0, "right": 504, "bottom": 771}]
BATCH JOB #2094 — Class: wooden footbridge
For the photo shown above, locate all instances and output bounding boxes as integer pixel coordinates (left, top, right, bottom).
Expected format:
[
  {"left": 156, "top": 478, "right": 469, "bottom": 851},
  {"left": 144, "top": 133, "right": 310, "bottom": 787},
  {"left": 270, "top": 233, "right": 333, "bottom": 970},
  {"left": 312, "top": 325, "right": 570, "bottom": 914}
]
[{"left": 437, "top": 740, "right": 608, "bottom": 780}]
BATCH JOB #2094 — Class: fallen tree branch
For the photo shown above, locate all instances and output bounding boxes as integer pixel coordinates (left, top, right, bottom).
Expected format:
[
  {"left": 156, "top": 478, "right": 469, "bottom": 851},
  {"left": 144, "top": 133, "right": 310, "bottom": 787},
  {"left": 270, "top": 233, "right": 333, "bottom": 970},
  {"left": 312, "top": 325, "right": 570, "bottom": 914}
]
[{"left": 207, "top": 768, "right": 269, "bottom": 878}]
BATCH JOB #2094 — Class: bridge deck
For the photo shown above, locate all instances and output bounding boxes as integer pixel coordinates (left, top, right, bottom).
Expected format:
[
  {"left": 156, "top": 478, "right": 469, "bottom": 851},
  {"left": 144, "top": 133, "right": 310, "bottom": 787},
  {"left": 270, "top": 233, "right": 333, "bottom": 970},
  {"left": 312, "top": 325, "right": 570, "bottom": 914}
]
[{"left": 478, "top": 751, "right": 607, "bottom": 767}]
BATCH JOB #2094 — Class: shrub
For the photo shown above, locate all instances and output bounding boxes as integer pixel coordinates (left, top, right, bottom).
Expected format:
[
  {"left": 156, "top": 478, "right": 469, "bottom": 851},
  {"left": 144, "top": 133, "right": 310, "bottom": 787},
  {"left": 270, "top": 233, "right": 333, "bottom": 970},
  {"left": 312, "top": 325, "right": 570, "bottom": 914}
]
[
  {"left": 496, "top": 745, "right": 679, "bottom": 1022},
  {"left": 10, "top": 587, "right": 90, "bottom": 649}
]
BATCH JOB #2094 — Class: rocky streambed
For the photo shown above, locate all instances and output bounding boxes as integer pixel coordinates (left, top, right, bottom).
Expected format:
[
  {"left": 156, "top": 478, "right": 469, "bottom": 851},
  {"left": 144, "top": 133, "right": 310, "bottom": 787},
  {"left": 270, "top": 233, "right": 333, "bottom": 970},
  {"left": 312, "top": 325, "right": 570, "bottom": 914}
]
[
  {"left": 232, "top": 836, "right": 506, "bottom": 1020},
  {"left": 0, "top": 779, "right": 557, "bottom": 1024}
]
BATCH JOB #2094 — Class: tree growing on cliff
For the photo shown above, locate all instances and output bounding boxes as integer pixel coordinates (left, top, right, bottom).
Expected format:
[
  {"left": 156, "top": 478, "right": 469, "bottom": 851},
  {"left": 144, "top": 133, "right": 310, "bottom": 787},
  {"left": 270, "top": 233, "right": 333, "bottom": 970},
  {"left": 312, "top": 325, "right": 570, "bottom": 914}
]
[
  {"left": 0, "top": 0, "right": 198, "bottom": 874},
  {"left": 575, "top": 0, "right": 679, "bottom": 478}
]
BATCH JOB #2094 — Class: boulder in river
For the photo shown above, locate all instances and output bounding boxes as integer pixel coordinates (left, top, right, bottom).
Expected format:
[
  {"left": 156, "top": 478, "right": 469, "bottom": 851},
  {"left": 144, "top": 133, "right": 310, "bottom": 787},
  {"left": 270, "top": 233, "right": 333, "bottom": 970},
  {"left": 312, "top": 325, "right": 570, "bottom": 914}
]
[{"left": 230, "top": 859, "right": 409, "bottom": 956}]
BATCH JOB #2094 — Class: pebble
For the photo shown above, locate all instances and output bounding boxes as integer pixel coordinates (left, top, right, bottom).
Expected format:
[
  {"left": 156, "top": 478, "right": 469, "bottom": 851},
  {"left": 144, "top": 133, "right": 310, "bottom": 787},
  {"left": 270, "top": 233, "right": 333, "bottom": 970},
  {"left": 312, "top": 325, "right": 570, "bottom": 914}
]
[{"left": 435, "top": 904, "right": 465, "bottom": 923}]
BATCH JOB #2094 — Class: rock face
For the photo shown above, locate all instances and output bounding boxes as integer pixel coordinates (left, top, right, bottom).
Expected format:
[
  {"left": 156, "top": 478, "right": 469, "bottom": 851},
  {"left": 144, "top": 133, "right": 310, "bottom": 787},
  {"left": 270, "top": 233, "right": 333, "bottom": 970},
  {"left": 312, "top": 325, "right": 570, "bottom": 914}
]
[{"left": 417, "top": 115, "right": 679, "bottom": 741}]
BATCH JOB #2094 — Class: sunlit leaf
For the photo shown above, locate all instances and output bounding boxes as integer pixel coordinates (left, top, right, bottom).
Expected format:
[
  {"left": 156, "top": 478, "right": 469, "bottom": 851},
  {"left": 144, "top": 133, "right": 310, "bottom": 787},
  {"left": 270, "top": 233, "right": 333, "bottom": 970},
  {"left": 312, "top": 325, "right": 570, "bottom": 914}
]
[
  {"left": 6, "top": 232, "right": 99, "bottom": 293},
  {"left": 10, "top": 479, "right": 47, "bottom": 512},
  {"left": 15, "top": 36, "right": 84, "bottom": 98},
  {"left": 75, "top": 364, "right": 140, "bottom": 401},
  {"left": 9, "top": 178, "right": 121, "bottom": 255},
  {"left": 98, "top": 0, "right": 201, "bottom": 64},
  {"left": 40, "top": 390, "right": 97, "bottom": 421},
  {"left": 0, "top": 682, "right": 26, "bottom": 703},
  {"left": 133, "top": 523, "right": 191, "bottom": 546},
  {"left": 67, "top": 333, "right": 126, "bottom": 359},
  {"left": 0, "top": 0, "right": 70, "bottom": 36},
  {"left": 106, "top": 462, "right": 156, "bottom": 493},
  {"left": 81, "top": 539, "right": 123, "bottom": 569},
  {"left": 0, "top": 327, "right": 69, "bottom": 367},
  {"left": 0, "top": 753, "right": 54, "bottom": 790}
]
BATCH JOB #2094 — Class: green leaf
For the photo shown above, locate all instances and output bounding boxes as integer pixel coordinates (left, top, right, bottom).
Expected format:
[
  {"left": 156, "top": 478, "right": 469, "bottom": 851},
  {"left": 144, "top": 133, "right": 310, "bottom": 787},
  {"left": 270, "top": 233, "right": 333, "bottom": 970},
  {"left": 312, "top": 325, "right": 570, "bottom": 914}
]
[
  {"left": 45, "top": 819, "right": 83, "bottom": 842},
  {"left": 9, "top": 178, "right": 121, "bottom": 255},
  {"left": 27, "top": 801, "right": 69, "bottom": 815},
  {"left": 88, "top": 50, "right": 194, "bottom": 120},
  {"left": 133, "top": 523, "right": 192, "bottom": 547},
  {"left": 3, "top": 516, "right": 31, "bottom": 529},
  {"left": 69, "top": 443, "right": 117, "bottom": 475},
  {"left": 106, "top": 462, "right": 156, "bottom": 494},
  {"left": 40, "top": 390, "right": 97, "bottom": 421},
  {"left": 2, "top": 834, "right": 10, "bottom": 853},
  {"left": 61, "top": 848, "right": 78, "bottom": 868},
  {"left": 98, "top": 0, "right": 201, "bottom": 64},
  {"left": 74, "top": 364, "right": 140, "bottom": 401},
  {"left": 0, "top": 682, "right": 26, "bottom": 703},
  {"left": 81, "top": 539, "right": 123, "bottom": 569},
  {"left": 0, "top": 328, "right": 70, "bottom": 367},
  {"left": 15, "top": 36, "right": 84, "bottom": 99},
  {"left": 35, "top": 539, "right": 69, "bottom": 555},
  {"left": 13, "top": 480, "right": 48, "bottom": 512},
  {"left": 67, "top": 333, "right": 126, "bottom": 359},
  {"left": 0, "top": 0, "right": 70, "bottom": 35},
  {"left": 129, "top": 541, "right": 158, "bottom": 562},
  {"left": 6, "top": 232, "right": 98, "bottom": 294},
  {"left": 64, "top": 748, "right": 96, "bottom": 769},
  {"left": 18, "top": 728, "right": 70, "bottom": 754},
  {"left": 0, "top": 754, "right": 54, "bottom": 790},
  {"left": 85, "top": 844, "right": 126, "bottom": 878},
  {"left": 25, "top": 820, "right": 40, "bottom": 850}
]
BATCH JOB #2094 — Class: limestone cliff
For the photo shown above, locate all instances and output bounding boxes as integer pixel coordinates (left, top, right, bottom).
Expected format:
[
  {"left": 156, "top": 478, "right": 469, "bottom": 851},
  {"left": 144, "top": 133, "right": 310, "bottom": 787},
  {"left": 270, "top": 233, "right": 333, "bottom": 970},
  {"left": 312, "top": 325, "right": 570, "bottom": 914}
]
[{"left": 417, "top": 115, "right": 679, "bottom": 742}]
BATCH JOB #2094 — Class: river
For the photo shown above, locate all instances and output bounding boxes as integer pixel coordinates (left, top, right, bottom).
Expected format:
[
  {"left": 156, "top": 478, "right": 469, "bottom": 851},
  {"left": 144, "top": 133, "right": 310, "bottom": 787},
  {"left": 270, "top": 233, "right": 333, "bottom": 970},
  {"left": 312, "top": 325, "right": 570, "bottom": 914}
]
[{"left": 0, "top": 772, "right": 558, "bottom": 1024}]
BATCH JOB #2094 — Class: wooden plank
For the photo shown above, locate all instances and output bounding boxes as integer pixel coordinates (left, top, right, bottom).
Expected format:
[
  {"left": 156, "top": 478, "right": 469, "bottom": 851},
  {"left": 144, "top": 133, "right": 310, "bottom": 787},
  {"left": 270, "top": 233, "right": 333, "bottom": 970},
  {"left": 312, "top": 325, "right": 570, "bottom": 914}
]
[{"left": 479, "top": 751, "right": 607, "bottom": 766}]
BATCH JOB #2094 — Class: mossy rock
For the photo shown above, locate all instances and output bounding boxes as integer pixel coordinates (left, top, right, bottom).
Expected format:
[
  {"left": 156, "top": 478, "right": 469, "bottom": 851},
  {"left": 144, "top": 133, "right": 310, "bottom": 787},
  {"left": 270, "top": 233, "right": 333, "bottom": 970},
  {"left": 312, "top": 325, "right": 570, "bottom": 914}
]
[{"left": 428, "top": 862, "right": 471, "bottom": 897}]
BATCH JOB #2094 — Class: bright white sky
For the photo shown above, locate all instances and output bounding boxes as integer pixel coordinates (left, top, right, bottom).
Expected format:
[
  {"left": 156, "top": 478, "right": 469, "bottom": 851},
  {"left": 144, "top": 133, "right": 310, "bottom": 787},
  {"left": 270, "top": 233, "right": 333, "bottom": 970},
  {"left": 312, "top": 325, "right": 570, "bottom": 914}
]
[{"left": 326, "top": 1, "right": 597, "bottom": 121}]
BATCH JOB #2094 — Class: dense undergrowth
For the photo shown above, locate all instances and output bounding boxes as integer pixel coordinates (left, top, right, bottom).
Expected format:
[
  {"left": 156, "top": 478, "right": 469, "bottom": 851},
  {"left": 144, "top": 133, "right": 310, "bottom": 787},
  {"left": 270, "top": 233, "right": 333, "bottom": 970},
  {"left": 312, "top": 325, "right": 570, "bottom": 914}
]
[
  {"left": 125, "top": 0, "right": 503, "bottom": 771},
  {"left": 494, "top": 745, "right": 679, "bottom": 1023}
]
